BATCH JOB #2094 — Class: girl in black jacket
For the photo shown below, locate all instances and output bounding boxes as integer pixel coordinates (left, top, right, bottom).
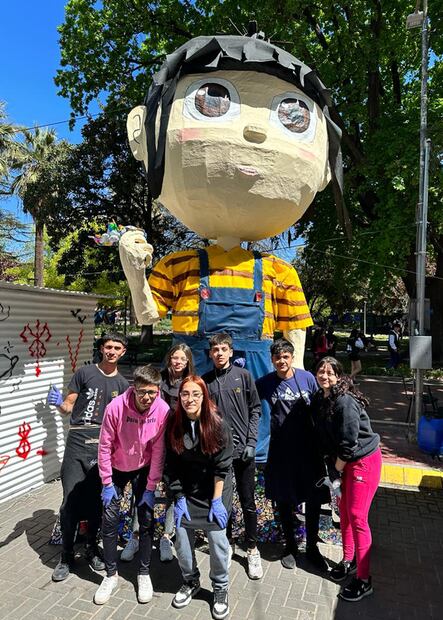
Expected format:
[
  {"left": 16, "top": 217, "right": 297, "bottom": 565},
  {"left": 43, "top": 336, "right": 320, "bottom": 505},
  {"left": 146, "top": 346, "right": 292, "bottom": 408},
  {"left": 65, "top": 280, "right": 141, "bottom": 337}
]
[
  {"left": 312, "top": 357, "right": 382, "bottom": 602},
  {"left": 165, "top": 375, "right": 233, "bottom": 620}
]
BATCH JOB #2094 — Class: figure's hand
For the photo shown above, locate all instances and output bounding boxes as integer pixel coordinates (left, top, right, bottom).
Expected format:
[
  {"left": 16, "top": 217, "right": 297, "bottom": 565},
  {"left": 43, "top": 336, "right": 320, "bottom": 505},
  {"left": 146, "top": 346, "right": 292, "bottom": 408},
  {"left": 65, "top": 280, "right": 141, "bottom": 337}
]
[
  {"left": 119, "top": 228, "right": 153, "bottom": 269},
  {"left": 208, "top": 497, "right": 228, "bottom": 529},
  {"left": 101, "top": 484, "right": 118, "bottom": 508},
  {"left": 241, "top": 446, "right": 255, "bottom": 463},
  {"left": 174, "top": 496, "right": 191, "bottom": 528},
  {"left": 47, "top": 385, "right": 63, "bottom": 407},
  {"left": 138, "top": 489, "right": 156, "bottom": 510}
]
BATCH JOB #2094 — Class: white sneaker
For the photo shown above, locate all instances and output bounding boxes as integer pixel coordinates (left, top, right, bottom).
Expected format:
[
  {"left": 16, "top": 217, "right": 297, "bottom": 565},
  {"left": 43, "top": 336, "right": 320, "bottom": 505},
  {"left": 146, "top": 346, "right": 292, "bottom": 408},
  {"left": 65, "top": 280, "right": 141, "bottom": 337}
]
[
  {"left": 247, "top": 549, "right": 263, "bottom": 579},
  {"left": 212, "top": 590, "right": 229, "bottom": 620},
  {"left": 137, "top": 574, "right": 153, "bottom": 604},
  {"left": 159, "top": 536, "right": 174, "bottom": 562},
  {"left": 94, "top": 575, "right": 118, "bottom": 605},
  {"left": 121, "top": 537, "right": 139, "bottom": 561}
]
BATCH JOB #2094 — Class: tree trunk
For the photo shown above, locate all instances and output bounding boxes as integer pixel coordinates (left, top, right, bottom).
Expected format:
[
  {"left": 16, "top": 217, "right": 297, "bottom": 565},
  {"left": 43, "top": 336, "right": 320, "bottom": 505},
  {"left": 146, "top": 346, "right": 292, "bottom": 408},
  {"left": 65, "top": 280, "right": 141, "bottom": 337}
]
[{"left": 34, "top": 220, "right": 44, "bottom": 287}]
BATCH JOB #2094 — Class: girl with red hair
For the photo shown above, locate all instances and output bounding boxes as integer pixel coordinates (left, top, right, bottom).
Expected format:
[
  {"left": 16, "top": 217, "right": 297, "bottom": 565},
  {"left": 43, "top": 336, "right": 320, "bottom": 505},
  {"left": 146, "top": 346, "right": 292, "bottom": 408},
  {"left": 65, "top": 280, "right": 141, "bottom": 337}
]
[{"left": 166, "top": 376, "right": 233, "bottom": 620}]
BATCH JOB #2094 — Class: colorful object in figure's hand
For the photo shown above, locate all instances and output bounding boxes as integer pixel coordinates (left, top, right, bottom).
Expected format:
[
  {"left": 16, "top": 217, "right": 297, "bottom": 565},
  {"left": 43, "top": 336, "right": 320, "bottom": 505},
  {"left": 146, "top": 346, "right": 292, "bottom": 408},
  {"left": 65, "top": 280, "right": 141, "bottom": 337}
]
[
  {"left": 47, "top": 385, "right": 63, "bottom": 407},
  {"left": 90, "top": 222, "right": 146, "bottom": 246},
  {"left": 208, "top": 497, "right": 228, "bottom": 529},
  {"left": 101, "top": 484, "right": 118, "bottom": 507},
  {"left": 174, "top": 496, "right": 191, "bottom": 528},
  {"left": 138, "top": 489, "right": 156, "bottom": 510}
]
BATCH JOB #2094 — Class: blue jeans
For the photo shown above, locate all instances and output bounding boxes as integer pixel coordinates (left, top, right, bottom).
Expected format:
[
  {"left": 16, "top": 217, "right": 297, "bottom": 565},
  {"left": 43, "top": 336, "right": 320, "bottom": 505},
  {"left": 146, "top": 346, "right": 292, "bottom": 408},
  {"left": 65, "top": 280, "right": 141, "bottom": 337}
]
[{"left": 175, "top": 526, "right": 229, "bottom": 591}]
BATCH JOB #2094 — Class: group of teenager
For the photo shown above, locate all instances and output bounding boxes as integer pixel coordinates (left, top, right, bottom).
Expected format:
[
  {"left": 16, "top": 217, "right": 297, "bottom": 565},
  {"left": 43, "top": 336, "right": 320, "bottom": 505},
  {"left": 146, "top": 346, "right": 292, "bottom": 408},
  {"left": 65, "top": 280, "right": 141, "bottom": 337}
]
[{"left": 47, "top": 330, "right": 382, "bottom": 619}]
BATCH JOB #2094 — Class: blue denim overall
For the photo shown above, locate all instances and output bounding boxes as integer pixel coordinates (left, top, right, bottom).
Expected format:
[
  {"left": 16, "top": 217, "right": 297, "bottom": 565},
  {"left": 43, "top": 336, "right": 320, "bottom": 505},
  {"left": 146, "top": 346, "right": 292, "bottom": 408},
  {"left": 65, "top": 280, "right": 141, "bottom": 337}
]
[{"left": 176, "top": 249, "right": 272, "bottom": 462}]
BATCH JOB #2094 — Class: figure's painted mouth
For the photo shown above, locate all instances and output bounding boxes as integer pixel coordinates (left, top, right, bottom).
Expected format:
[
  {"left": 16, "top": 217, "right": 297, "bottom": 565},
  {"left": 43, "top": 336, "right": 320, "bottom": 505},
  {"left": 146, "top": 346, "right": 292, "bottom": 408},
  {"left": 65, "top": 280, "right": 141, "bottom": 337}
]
[{"left": 236, "top": 165, "right": 260, "bottom": 177}]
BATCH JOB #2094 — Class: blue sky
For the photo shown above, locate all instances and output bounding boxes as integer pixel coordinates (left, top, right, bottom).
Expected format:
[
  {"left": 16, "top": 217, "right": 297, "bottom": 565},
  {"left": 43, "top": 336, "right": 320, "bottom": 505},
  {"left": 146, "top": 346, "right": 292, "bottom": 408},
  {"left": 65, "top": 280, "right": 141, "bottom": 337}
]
[
  {"left": 0, "top": 1, "right": 85, "bottom": 229},
  {"left": 0, "top": 1, "right": 300, "bottom": 263}
]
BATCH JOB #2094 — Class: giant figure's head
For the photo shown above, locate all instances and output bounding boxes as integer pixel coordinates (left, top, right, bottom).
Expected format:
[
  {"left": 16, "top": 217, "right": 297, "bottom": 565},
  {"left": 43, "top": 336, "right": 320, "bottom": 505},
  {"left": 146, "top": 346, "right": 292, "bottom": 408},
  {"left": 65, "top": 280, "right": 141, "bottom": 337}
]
[{"left": 128, "top": 35, "right": 344, "bottom": 241}]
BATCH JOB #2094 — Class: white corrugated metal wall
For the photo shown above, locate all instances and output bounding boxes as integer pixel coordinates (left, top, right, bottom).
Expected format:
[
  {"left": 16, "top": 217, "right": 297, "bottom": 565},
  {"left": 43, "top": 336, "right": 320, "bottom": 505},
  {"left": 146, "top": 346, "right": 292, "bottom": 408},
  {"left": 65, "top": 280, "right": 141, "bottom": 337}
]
[{"left": 0, "top": 282, "right": 99, "bottom": 503}]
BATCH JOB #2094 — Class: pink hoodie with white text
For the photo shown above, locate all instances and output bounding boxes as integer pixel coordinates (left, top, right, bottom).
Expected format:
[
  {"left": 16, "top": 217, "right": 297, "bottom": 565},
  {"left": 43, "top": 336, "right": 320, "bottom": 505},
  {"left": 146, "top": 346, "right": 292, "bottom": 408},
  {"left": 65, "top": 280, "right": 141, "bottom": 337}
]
[{"left": 98, "top": 387, "right": 170, "bottom": 490}]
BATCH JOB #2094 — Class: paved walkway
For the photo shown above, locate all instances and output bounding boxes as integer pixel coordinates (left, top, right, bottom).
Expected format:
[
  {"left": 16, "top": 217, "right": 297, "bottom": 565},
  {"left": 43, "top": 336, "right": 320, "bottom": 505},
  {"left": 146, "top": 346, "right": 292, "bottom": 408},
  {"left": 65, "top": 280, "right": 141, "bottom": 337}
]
[{"left": 0, "top": 479, "right": 442, "bottom": 620}]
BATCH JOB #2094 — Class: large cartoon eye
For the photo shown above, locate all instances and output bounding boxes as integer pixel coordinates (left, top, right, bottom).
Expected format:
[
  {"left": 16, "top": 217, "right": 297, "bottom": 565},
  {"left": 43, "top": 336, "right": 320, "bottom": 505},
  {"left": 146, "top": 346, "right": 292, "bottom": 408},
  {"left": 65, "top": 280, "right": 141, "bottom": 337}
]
[
  {"left": 270, "top": 92, "right": 317, "bottom": 142},
  {"left": 195, "top": 83, "right": 231, "bottom": 117},
  {"left": 183, "top": 78, "right": 240, "bottom": 122},
  {"left": 277, "top": 98, "right": 310, "bottom": 133}
]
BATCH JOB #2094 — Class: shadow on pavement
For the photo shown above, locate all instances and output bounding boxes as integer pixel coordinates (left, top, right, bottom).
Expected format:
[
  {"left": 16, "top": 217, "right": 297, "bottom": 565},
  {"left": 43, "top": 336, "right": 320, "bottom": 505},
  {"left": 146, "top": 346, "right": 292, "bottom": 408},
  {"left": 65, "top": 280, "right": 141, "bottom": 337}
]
[{"left": 333, "top": 485, "right": 443, "bottom": 619}]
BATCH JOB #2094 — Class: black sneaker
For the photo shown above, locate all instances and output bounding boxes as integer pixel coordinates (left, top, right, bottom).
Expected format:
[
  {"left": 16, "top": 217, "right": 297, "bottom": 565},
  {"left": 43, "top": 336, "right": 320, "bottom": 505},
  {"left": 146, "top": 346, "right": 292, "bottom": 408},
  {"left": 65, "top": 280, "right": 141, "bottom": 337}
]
[
  {"left": 172, "top": 580, "right": 201, "bottom": 609},
  {"left": 305, "top": 545, "right": 329, "bottom": 573},
  {"left": 85, "top": 545, "right": 106, "bottom": 572},
  {"left": 212, "top": 589, "right": 229, "bottom": 620},
  {"left": 330, "top": 558, "right": 357, "bottom": 582},
  {"left": 339, "top": 577, "right": 373, "bottom": 602},
  {"left": 281, "top": 545, "right": 297, "bottom": 569},
  {"left": 52, "top": 553, "right": 74, "bottom": 582}
]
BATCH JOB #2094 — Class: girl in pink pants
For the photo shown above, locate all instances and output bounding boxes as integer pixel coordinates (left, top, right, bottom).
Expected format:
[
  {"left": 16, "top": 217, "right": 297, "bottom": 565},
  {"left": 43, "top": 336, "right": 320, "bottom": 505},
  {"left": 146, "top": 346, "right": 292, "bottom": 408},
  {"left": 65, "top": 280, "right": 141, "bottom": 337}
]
[{"left": 313, "top": 356, "right": 382, "bottom": 602}]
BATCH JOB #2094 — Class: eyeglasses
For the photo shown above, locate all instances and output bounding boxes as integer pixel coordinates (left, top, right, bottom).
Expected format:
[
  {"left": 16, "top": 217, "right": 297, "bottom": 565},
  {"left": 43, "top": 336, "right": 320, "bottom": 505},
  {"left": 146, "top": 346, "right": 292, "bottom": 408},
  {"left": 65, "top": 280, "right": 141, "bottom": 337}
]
[
  {"left": 180, "top": 392, "right": 203, "bottom": 400},
  {"left": 135, "top": 389, "right": 159, "bottom": 397}
]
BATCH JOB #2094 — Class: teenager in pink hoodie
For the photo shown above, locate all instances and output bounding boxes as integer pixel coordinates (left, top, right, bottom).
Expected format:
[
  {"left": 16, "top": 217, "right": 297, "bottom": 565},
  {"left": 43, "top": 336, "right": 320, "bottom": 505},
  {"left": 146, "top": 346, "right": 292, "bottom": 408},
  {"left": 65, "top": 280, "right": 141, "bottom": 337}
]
[{"left": 94, "top": 365, "right": 170, "bottom": 606}]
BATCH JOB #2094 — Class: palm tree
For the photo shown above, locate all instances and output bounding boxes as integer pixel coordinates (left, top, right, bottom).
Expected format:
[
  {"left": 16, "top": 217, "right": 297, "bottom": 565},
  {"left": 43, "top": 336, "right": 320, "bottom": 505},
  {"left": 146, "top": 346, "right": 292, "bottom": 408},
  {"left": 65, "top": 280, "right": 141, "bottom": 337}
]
[
  {"left": 0, "top": 101, "right": 20, "bottom": 194},
  {"left": 8, "top": 127, "right": 71, "bottom": 287}
]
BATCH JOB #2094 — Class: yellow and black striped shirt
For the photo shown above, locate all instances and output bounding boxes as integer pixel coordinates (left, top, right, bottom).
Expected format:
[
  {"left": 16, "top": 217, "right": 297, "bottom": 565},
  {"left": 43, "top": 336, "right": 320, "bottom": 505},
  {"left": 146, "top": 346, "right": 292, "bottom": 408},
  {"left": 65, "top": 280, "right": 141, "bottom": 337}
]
[{"left": 149, "top": 245, "right": 312, "bottom": 337}]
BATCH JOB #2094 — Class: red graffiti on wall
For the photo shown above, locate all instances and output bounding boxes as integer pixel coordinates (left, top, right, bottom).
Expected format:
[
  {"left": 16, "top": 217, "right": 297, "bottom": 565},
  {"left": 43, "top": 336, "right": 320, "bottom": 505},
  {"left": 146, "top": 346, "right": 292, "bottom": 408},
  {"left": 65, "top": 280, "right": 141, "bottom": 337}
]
[
  {"left": 15, "top": 421, "right": 31, "bottom": 459},
  {"left": 19, "top": 320, "right": 52, "bottom": 377},
  {"left": 0, "top": 455, "right": 10, "bottom": 472},
  {"left": 36, "top": 449, "right": 48, "bottom": 456},
  {"left": 66, "top": 328, "right": 84, "bottom": 373}
]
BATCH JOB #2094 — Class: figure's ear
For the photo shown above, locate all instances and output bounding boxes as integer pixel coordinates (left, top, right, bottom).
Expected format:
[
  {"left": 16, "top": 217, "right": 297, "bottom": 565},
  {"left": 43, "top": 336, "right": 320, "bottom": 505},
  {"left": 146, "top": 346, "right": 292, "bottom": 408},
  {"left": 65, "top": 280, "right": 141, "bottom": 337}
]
[{"left": 127, "top": 106, "right": 148, "bottom": 170}]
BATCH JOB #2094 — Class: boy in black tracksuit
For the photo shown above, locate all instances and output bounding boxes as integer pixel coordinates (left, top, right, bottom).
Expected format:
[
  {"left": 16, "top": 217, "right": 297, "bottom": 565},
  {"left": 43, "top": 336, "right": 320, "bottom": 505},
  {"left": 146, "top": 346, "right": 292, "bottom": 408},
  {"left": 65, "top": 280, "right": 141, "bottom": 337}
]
[{"left": 202, "top": 333, "right": 263, "bottom": 580}]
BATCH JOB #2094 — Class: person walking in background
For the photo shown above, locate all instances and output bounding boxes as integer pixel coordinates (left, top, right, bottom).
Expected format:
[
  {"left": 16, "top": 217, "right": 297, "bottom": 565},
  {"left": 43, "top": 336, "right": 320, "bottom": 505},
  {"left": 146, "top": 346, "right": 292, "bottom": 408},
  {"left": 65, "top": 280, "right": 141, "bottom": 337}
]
[
  {"left": 166, "top": 376, "right": 233, "bottom": 620},
  {"left": 312, "top": 326, "right": 328, "bottom": 366},
  {"left": 256, "top": 339, "right": 328, "bottom": 573},
  {"left": 95, "top": 365, "right": 170, "bottom": 605},
  {"left": 346, "top": 329, "right": 365, "bottom": 381},
  {"left": 326, "top": 326, "right": 337, "bottom": 358},
  {"left": 312, "top": 356, "right": 382, "bottom": 602},
  {"left": 203, "top": 333, "right": 263, "bottom": 580},
  {"left": 387, "top": 322, "right": 402, "bottom": 369},
  {"left": 47, "top": 333, "right": 128, "bottom": 583}
]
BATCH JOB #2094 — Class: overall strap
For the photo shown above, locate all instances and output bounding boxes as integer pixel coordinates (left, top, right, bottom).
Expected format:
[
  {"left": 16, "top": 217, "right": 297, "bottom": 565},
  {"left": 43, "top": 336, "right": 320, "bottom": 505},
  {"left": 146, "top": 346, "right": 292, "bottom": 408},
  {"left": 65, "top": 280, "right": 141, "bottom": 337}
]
[
  {"left": 252, "top": 251, "right": 265, "bottom": 339},
  {"left": 252, "top": 251, "right": 263, "bottom": 292},
  {"left": 198, "top": 248, "right": 210, "bottom": 289}
]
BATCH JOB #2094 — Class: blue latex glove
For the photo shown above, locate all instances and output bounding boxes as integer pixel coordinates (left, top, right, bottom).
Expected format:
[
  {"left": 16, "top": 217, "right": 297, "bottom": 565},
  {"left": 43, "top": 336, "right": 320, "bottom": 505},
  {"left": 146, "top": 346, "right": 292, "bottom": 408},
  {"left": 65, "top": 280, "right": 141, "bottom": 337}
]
[
  {"left": 47, "top": 385, "right": 63, "bottom": 407},
  {"left": 174, "top": 496, "right": 191, "bottom": 528},
  {"left": 208, "top": 497, "right": 228, "bottom": 529},
  {"left": 101, "top": 484, "right": 118, "bottom": 508},
  {"left": 241, "top": 446, "right": 256, "bottom": 462},
  {"left": 138, "top": 489, "right": 156, "bottom": 510}
]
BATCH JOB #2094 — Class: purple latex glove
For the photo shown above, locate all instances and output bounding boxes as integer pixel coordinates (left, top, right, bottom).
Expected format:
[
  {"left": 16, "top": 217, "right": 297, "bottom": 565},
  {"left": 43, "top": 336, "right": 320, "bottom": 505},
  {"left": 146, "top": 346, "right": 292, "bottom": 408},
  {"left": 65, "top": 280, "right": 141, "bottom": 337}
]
[
  {"left": 101, "top": 484, "right": 118, "bottom": 508},
  {"left": 138, "top": 489, "right": 156, "bottom": 510},
  {"left": 47, "top": 385, "right": 63, "bottom": 407},
  {"left": 233, "top": 357, "right": 246, "bottom": 368},
  {"left": 208, "top": 497, "right": 228, "bottom": 529},
  {"left": 174, "top": 496, "right": 191, "bottom": 528}
]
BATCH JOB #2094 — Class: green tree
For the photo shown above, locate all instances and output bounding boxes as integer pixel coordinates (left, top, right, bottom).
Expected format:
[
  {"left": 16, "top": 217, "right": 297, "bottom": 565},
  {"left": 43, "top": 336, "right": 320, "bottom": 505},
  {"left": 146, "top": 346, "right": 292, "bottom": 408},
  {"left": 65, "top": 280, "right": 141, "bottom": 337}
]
[
  {"left": 7, "top": 128, "right": 73, "bottom": 287},
  {"left": 55, "top": 1, "right": 443, "bottom": 356}
]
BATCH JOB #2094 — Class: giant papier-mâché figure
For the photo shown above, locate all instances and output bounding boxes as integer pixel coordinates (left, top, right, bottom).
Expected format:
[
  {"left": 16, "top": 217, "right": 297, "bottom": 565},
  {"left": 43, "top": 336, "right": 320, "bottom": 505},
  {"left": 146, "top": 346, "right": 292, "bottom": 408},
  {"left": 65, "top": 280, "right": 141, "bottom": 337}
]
[{"left": 120, "top": 33, "right": 344, "bottom": 461}]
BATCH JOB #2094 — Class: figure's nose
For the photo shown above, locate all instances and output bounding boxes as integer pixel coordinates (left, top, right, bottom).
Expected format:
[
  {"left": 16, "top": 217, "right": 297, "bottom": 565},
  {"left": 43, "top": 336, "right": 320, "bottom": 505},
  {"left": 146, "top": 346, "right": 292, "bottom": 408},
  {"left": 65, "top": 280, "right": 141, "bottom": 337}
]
[{"left": 243, "top": 125, "right": 267, "bottom": 143}]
